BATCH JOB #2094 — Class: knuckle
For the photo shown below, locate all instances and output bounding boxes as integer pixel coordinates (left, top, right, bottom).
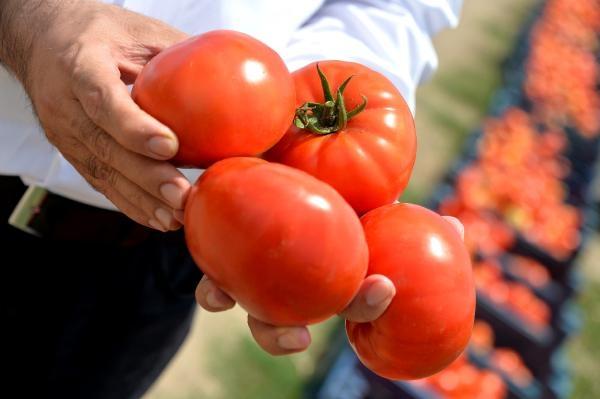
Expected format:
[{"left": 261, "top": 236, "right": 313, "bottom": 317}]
[
  {"left": 128, "top": 188, "right": 145, "bottom": 209},
  {"left": 85, "top": 155, "right": 116, "bottom": 185},
  {"left": 94, "top": 182, "right": 109, "bottom": 196},
  {"left": 75, "top": 116, "right": 97, "bottom": 142},
  {"left": 105, "top": 167, "right": 119, "bottom": 188},
  {"left": 81, "top": 85, "right": 108, "bottom": 122},
  {"left": 63, "top": 45, "right": 112, "bottom": 123},
  {"left": 57, "top": 43, "right": 82, "bottom": 75},
  {"left": 91, "top": 129, "right": 113, "bottom": 164},
  {"left": 86, "top": 175, "right": 108, "bottom": 195},
  {"left": 85, "top": 155, "right": 101, "bottom": 179}
]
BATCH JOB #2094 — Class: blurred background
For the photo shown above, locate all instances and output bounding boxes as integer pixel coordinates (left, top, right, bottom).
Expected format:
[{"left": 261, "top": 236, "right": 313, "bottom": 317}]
[{"left": 145, "top": 0, "right": 600, "bottom": 398}]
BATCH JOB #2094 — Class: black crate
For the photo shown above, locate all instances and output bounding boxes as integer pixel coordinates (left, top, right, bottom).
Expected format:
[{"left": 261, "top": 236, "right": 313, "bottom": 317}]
[
  {"left": 496, "top": 254, "right": 574, "bottom": 311},
  {"left": 310, "top": 344, "right": 442, "bottom": 399},
  {"left": 476, "top": 294, "right": 581, "bottom": 384},
  {"left": 468, "top": 349, "right": 544, "bottom": 399}
]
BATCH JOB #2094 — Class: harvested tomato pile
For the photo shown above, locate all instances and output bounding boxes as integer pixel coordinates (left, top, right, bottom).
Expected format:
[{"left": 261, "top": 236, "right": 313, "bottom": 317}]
[
  {"left": 413, "top": 352, "right": 507, "bottom": 399},
  {"left": 440, "top": 108, "right": 580, "bottom": 260},
  {"left": 473, "top": 259, "right": 551, "bottom": 329},
  {"left": 525, "top": 0, "right": 600, "bottom": 137},
  {"left": 422, "top": 0, "right": 599, "bottom": 398}
]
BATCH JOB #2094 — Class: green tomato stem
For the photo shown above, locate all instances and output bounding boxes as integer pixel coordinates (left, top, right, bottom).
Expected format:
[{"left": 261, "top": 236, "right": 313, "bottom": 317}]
[{"left": 293, "top": 63, "right": 368, "bottom": 135}]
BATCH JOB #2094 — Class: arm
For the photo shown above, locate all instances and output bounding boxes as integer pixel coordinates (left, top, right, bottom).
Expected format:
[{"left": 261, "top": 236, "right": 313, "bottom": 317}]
[
  {"left": 0, "top": 0, "right": 190, "bottom": 231},
  {"left": 283, "top": 0, "right": 462, "bottom": 112},
  {"left": 0, "top": 0, "right": 46, "bottom": 87}
]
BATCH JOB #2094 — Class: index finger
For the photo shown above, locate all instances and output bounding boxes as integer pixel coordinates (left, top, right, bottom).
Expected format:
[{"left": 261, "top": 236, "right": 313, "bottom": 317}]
[{"left": 70, "top": 51, "right": 179, "bottom": 160}]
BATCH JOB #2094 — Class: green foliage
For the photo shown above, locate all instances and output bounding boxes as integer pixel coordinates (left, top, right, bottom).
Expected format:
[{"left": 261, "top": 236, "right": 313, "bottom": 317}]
[{"left": 568, "top": 280, "right": 600, "bottom": 398}]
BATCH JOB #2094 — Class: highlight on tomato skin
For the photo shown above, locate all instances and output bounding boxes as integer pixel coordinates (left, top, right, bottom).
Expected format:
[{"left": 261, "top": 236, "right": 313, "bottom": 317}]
[
  {"left": 132, "top": 30, "right": 296, "bottom": 168},
  {"left": 184, "top": 157, "right": 369, "bottom": 326},
  {"left": 265, "top": 60, "right": 417, "bottom": 215},
  {"left": 346, "top": 203, "right": 475, "bottom": 380}
]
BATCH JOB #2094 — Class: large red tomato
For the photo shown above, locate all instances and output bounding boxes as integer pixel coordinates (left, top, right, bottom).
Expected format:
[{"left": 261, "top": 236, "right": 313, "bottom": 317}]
[
  {"left": 185, "top": 157, "right": 368, "bottom": 326},
  {"left": 346, "top": 203, "right": 475, "bottom": 380},
  {"left": 133, "top": 30, "right": 295, "bottom": 167},
  {"left": 265, "top": 61, "right": 416, "bottom": 215}
]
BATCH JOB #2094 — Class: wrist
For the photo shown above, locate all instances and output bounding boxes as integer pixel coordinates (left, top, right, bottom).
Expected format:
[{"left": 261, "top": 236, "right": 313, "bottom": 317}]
[{"left": 0, "top": 0, "right": 61, "bottom": 88}]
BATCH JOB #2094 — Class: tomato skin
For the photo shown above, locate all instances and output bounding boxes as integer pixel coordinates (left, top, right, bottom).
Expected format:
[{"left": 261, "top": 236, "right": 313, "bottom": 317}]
[
  {"left": 185, "top": 157, "right": 368, "bottom": 326},
  {"left": 346, "top": 204, "right": 475, "bottom": 380},
  {"left": 133, "top": 30, "right": 295, "bottom": 168},
  {"left": 265, "top": 61, "right": 417, "bottom": 215}
]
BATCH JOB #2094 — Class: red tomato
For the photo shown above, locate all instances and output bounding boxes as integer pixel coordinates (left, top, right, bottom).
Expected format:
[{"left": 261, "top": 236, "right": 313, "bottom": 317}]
[
  {"left": 184, "top": 157, "right": 368, "bottom": 325},
  {"left": 346, "top": 203, "right": 475, "bottom": 379},
  {"left": 265, "top": 61, "right": 416, "bottom": 215},
  {"left": 133, "top": 30, "right": 295, "bottom": 167}
]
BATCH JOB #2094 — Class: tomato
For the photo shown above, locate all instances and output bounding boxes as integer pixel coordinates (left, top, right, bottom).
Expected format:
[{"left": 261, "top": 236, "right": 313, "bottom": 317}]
[
  {"left": 490, "top": 349, "right": 533, "bottom": 387},
  {"left": 184, "top": 157, "right": 368, "bottom": 325},
  {"left": 265, "top": 61, "right": 416, "bottom": 215},
  {"left": 346, "top": 203, "right": 475, "bottom": 380},
  {"left": 470, "top": 320, "right": 494, "bottom": 353},
  {"left": 133, "top": 30, "right": 295, "bottom": 167}
]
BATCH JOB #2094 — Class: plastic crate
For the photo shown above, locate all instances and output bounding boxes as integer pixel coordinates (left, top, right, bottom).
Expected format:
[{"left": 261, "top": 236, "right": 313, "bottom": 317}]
[
  {"left": 468, "top": 349, "right": 544, "bottom": 399},
  {"left": 497, "top": 254, "right": 571, "bottom": 310},
  {"left": 476, "top": 294, "right": 582, "bottom": 385},
  {"left": 312, "top": 344, "right": 443, "bottom": 399}
]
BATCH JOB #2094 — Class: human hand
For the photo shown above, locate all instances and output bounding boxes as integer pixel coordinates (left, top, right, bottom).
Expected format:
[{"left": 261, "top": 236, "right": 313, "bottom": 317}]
[
  {"left": 194, "top": 216, "right": 464, "bottom": 355},
  {"left": 0, "top": 0, "right": 190, "bottom": 231}
]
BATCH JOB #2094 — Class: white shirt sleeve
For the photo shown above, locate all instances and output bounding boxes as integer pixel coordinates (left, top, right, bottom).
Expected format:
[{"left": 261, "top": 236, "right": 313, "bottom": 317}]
[
  {"left": 0, "top": 0, "right": 461, "bottom": 210},
  {"left": 282, "top": 0, "right": 462, "bottom": 114}
]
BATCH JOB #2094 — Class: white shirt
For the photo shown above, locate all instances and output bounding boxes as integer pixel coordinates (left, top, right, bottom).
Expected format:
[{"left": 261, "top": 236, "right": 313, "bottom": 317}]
[{"left": 0, "top": 0, "right": 461, "bottom": 210}]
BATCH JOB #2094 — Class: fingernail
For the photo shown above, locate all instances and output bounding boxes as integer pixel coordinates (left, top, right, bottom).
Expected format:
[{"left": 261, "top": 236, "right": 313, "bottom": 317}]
[
  {"left": 174, "top": 209, "right": 185, "bottom": 224},
  {"left": 278, "top": 329, "right": 310, "bottom": 350},
  {"left": 154, "top": 208, "right": 173, "bottom": 229},
  {"left": 148, "top": 136, "right": 177, "bottom": 158},
  {"left": 160, "top": 183, "right": 185, "bottom": 208},
  {"left": 149, "top": 219, "right": 167, "bottom": 232},
  {"left": 206, "top": 289, "right": 230, "bottom": 308},
  {"left": 366, "top": 281, "right": 394, "bottom": 307}
]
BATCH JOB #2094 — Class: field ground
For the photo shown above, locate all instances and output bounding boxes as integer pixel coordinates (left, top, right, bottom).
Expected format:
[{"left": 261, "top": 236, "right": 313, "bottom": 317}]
[{"left": 145, "top": 0, "right": 600, "bottom": 398}]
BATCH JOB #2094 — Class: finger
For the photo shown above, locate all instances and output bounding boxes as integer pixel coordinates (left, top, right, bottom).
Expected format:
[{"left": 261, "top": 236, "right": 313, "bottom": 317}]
[
  {"left": 69, "top": 49, "right": 178, "bottom": 160},
  {"left": 174, "top": 209, "right": 185, "bottom": 224},
  {"left": 66, "top": 99, "right": 190, "bottom": 210},
  {"left": 66, "top": 153, "right": 180, "bottom": 231},
  {"left": 117, "top": 12, "right": 189, "bottom": 80},
  {"left": 247, "top": 315, "right": 311, "bottom": 356},
  {"left": 195, "top": 275, "right": 236, "bottom": 312},
  {"left": 55, "top": 122, "right": 181, "bottom": 230},
  {"left": 63, "top": 153, "right": 165, "bottom": 231},
  {"left": 83, "top": 157, "right": 182, "bottom": 231},
  {"left": 443, "top": 215, "right": 464, "bottom": 240},
  {"left": 339, "top": 274, "right": 396, "bottom": 323}
]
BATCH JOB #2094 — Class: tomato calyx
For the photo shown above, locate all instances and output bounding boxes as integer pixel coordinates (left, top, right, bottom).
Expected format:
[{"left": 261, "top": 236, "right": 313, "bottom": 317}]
[{"left": 294, "top": 64, "right": 368, "bottom": 135}]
